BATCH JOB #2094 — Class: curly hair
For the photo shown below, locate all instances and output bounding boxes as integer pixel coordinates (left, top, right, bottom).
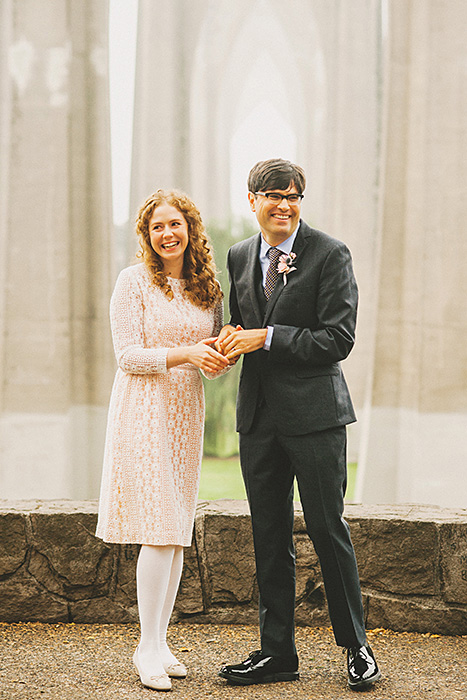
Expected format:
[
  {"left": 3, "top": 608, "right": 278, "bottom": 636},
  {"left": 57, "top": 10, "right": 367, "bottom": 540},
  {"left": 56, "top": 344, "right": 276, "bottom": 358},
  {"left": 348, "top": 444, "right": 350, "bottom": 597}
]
[{"left": 136, "top": 189, "right": 223, "bottom": 310}]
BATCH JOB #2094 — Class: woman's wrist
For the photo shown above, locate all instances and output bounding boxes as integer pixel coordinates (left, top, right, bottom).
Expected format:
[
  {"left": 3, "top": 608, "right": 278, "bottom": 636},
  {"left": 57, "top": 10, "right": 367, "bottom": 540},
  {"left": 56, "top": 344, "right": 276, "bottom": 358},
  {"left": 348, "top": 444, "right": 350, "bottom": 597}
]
[{"left": 166, "top": 346, "right": 191, "bottom": 369}]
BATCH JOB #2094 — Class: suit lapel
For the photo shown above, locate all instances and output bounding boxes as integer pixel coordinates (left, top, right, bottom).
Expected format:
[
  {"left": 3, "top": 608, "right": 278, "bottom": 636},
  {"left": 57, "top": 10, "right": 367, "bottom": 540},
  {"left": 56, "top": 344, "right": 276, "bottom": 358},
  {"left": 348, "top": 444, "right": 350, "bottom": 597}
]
[
  {"left": 244, "top": 235, "right": 263, "bottom": 326},
  {"left": 262, "top": 221, "right": 311, "bottom": 326}
]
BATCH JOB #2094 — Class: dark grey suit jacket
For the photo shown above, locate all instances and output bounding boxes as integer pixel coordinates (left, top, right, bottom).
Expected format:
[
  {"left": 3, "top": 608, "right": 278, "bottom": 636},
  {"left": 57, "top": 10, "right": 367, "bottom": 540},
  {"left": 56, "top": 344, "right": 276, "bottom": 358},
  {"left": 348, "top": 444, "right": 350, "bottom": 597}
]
[{"left": 227, "top": 220, "right": 358, "bottom": 435}]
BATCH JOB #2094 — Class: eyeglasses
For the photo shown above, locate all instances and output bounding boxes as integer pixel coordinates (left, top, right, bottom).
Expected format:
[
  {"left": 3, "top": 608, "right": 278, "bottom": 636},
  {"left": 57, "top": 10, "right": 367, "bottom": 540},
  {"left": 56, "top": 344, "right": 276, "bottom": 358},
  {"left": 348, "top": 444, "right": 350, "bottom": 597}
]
[{"left": 254, "top": 191, "right": 304, "bottom": 205}]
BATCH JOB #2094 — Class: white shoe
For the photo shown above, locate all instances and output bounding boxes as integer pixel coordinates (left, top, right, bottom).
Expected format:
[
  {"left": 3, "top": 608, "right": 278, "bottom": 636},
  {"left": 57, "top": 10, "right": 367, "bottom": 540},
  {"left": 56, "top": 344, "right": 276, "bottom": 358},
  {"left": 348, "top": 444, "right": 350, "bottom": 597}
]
[
  {"left": 133, "top": 647, "right": 172, "bottom": 691},
  {"left": 164, "top": 661, "right": 187, "bottom": 678}
]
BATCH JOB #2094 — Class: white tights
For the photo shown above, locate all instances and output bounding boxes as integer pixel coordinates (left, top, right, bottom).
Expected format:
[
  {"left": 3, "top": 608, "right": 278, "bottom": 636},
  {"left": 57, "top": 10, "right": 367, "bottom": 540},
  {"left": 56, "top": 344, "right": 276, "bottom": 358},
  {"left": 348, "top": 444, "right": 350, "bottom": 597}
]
[{"left": 136, "top": 544, "right": 184, "bottom": 676}]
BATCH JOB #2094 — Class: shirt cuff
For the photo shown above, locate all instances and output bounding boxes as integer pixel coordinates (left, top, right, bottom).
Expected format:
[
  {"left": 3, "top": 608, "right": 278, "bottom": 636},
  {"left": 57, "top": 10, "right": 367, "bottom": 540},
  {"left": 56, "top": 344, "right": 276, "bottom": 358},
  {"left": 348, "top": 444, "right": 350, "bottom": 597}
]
[{"left": 263, "top": 326, "right": 274, "bottom": 351}]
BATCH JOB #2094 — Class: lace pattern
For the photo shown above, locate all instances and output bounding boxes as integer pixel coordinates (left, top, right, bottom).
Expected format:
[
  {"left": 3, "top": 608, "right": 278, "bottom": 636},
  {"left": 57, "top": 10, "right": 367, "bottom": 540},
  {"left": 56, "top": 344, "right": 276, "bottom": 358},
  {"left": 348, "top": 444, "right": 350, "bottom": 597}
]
[{"left": 96, "top": 264, "right": 226, "bottom": 546}]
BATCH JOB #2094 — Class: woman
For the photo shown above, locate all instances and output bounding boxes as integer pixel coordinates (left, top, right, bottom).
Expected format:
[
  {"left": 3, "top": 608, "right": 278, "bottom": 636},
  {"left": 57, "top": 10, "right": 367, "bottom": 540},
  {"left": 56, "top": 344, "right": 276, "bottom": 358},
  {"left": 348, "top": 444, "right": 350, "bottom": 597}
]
[{"left": 96, "top": 190, "right": 230, "bottom": 691}]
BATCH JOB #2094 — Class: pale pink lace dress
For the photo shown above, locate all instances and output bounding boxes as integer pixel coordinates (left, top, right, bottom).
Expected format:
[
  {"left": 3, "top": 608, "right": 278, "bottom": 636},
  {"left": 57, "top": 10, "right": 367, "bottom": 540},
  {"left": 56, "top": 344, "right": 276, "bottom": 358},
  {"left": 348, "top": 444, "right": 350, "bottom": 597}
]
[{"left": 96, "top": 263, "right": 224, "bottom": 546}]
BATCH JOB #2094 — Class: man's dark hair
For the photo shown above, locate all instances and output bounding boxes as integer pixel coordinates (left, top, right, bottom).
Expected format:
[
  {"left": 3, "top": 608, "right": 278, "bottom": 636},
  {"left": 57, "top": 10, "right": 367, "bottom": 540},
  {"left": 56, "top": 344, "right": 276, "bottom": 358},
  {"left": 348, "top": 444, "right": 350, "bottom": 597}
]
[{"left": 247, "top": 158, "right": 306, "bottom": 195}]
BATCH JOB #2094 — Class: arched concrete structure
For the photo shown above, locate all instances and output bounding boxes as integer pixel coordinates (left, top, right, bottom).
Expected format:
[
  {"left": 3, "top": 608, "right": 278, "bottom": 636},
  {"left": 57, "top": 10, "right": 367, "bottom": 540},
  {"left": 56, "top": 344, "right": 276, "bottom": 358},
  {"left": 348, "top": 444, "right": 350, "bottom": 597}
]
[
  {"left": 130, "top": 0, "right": 383, "bottom": 466},
  {"left": 1, "top": 1, "right": 465, "bottom": 509},
  {"left": 130, "top": 0, "right": 467, "bottom": 508},
  {"left": 0, "top": 0, "right": 114, "bottom": 500},
  {"left": 130, "top": 1, "right": 381, "bottom": 228}
]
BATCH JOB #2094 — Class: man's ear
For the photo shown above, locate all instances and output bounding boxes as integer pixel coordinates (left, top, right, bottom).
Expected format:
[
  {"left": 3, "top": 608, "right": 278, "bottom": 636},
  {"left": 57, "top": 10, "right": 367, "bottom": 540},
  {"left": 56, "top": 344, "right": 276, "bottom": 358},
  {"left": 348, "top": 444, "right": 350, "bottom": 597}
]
[{"left": 247, "top": 191, "right": 256, "bottom": 212}]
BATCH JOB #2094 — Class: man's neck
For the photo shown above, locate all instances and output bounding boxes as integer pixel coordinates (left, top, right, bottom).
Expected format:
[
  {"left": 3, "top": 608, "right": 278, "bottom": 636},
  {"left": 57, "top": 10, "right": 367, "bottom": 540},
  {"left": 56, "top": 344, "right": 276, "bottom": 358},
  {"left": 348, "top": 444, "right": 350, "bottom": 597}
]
[
  {"left": 261, "top": 231, "right": 292, "bottom": 247},
  {"left": 260, "top": 223, "right": 300, "bottom": 249}
]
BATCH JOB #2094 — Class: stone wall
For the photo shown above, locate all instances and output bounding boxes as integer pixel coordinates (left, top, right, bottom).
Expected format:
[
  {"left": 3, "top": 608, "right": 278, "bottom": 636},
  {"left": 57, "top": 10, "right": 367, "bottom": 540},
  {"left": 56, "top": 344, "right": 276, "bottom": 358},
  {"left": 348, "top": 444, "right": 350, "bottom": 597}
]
[{"left": 1, "top": 500, "right": 466, "bottom": 635}]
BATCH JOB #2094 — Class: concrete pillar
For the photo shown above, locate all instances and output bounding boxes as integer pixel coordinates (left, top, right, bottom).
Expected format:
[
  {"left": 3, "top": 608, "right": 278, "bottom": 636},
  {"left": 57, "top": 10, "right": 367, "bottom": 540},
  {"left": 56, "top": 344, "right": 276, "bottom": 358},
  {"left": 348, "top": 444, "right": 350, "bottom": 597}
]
[
  {"left": 130, "top": 0, "right": 210, "bottom": 227},
  {"left": 356, "top": 0, "right": 467, "bottom": 507},
  {"left": 291, "top": 0, "right": 383, "bottom": 463},
  {"left": 0, "top": 0, "right": 114, "bottom": 499}
]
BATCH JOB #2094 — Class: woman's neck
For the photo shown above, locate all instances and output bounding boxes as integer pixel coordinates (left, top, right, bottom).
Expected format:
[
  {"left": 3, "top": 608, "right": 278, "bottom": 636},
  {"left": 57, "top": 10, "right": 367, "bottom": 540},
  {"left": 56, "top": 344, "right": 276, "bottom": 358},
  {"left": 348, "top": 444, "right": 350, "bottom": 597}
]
[{"left": 164, "top": 262, "right": 184, "bottom": 279}]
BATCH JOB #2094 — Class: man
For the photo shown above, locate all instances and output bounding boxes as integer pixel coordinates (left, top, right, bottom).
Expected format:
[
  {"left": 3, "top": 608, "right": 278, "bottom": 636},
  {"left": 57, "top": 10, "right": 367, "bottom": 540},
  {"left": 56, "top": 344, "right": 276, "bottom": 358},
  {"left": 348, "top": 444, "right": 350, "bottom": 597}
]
[{"left": 216, "top": 159, "right": 381, "bottom": 691}]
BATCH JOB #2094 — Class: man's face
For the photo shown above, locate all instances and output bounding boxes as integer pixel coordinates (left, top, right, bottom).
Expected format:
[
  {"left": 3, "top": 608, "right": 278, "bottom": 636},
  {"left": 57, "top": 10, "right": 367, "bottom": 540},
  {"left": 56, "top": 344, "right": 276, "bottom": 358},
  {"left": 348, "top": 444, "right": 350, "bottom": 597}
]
[{"left": 248, "top": 183, "right": 301, "bottom": 245}]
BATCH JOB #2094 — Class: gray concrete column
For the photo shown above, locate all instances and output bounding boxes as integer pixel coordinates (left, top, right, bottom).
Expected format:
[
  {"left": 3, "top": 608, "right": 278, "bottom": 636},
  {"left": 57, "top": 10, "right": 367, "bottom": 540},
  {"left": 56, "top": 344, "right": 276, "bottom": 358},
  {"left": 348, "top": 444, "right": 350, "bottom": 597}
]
[
  {"left": 130, "top": 0, "right": 210, "bottom": 227},
  {"left": 0, "top": 0, "right": 114, "bottom": 499},
  {"left": 356, "top": 0, "right": 467, "bottom": 507},
  {"left": 293, "top": 0, "right": 383, "bottom": 463}
]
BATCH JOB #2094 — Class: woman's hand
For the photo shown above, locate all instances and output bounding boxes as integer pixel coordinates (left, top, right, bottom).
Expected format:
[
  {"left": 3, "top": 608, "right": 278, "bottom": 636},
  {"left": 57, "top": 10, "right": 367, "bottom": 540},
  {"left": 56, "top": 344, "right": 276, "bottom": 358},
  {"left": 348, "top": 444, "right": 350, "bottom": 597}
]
[
  {"left": 167, "top": 338, "right": 229, "bottom": 372},
  {"left": 187, "top": 338, "right": 230, "bottom": 372}
]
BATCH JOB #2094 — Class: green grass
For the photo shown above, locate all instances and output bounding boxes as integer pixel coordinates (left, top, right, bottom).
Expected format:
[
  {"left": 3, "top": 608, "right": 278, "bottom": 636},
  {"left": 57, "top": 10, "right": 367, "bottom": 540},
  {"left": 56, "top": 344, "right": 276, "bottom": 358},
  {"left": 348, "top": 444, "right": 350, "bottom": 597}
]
[
  {"left": 199, "top": 457, "right": 246, "bottom": 500},
  {"left": 346, "top": 462, "right": 358, "bottom": 502},
  {"left": 199, "top": 457, "right": 357, "bottom": 502}
]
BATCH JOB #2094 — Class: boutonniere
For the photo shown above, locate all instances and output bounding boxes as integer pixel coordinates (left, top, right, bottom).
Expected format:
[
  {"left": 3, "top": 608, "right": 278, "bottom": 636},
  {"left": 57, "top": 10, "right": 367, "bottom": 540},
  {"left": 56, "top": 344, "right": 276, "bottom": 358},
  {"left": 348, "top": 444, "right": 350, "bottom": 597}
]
[{"left": 277, "top": 252, "right": 297, "bottom": 285}]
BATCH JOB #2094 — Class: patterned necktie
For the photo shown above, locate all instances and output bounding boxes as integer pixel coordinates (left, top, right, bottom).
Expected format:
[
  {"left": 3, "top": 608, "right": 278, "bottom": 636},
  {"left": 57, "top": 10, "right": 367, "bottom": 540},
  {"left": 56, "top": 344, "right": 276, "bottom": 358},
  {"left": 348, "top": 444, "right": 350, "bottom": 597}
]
[{"left": 264, "top": 247, "right": 282, "bottom": 299}]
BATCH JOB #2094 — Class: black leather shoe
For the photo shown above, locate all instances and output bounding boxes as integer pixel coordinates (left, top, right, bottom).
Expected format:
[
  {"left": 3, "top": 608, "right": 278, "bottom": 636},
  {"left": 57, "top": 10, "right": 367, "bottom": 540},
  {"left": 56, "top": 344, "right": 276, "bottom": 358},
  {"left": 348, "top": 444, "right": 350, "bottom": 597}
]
[
  {"left": 347, "top": 644, "right": 381, "bottom": 690},
  {"left": 219, "top": 650, "right": 299, "bottom": 686}
]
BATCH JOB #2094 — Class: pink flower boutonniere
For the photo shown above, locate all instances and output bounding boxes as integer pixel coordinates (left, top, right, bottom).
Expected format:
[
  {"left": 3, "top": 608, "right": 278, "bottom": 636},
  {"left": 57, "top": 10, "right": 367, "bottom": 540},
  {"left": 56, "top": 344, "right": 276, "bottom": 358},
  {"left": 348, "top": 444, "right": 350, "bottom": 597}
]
[{"left": 277, "top": 252, "right": 297, "bottom": 285}]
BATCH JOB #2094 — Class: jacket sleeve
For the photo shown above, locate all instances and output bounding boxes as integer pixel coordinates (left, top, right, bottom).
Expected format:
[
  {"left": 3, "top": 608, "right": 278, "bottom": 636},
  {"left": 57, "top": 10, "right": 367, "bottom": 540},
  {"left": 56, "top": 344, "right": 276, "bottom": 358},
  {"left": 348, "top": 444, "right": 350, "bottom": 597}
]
[
  {"left": 110, "top": 268, "right": 168, "bottom": 374},
  {"left": 227, "top": 249, "right": 244, "bottom": 328},
  {"left": 269, "top": 243, "right": 358, "bottom": 365}
]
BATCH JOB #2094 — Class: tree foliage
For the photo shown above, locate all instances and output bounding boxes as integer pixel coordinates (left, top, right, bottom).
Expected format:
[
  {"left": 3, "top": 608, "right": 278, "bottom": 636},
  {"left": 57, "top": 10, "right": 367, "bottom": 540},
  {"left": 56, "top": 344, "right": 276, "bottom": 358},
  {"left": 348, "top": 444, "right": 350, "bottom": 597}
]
[{"left": 202, "top": 219, "right": 256, "bottom": 457}]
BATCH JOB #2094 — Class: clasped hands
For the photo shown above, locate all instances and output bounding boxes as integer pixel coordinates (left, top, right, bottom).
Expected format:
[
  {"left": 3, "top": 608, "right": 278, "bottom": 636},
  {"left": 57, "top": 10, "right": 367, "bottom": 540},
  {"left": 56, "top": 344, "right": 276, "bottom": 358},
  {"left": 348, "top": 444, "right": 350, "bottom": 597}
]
[
  {"left": 214, "top": 325, "right": 268, "bottom": 362},
  {"left": 189, "top": 325, "right": 267, "bottom": 374}
]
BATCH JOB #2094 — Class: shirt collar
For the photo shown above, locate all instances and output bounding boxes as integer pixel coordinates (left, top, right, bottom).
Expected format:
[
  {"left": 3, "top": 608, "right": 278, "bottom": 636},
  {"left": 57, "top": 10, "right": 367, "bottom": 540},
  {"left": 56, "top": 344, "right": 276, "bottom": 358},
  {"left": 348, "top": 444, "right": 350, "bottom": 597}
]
[{"left": 259, "top": 223, "right": 300, "bottom": 261}]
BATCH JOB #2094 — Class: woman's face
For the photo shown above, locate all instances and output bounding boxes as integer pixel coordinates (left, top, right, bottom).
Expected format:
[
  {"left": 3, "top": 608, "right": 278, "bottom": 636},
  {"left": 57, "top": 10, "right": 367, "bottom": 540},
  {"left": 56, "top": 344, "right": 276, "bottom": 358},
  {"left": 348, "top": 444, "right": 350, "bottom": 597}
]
[{"left": 148, "top": 203, "right": 189, "bottom": 274}]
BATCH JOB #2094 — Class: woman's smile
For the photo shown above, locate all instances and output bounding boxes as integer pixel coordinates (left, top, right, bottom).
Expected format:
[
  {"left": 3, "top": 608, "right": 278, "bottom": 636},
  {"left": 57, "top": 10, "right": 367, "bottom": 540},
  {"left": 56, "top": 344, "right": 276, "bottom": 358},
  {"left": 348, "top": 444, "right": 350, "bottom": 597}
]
[{"left": 148, "top": 203, "right": 189, "bottom": 275}]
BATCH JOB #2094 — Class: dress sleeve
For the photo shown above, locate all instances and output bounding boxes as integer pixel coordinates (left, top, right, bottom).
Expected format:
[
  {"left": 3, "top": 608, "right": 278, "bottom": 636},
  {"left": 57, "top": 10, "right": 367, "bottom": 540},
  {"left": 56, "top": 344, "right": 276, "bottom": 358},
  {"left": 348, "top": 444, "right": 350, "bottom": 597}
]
[
  {"left": 201, "top": 300, "right": 233, "bottom": 380},
  {"left": 110, "top": 268, "right": 168, "bottom": 374},
  {"left": 212, "top": 299, "right": 225, "bottom": 336}
]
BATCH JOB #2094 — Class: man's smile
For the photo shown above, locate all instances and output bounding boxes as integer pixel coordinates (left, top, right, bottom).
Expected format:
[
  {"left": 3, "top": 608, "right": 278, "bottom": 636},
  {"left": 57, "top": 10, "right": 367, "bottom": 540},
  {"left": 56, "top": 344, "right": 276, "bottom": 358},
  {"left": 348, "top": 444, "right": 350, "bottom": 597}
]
[{"left": 248, "top": 186, "right": 301, "bottom": 244}]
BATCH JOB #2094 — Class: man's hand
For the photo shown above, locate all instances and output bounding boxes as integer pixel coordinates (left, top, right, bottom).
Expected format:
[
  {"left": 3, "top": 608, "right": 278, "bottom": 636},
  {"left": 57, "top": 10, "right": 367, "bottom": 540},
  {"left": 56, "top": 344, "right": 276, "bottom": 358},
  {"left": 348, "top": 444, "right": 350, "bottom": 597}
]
[
  {"left": 221, "top": 327, "right": 268, "bottom": 361},
  {"left": 215, "top": 325, "right": 236, "bottom": 353}
]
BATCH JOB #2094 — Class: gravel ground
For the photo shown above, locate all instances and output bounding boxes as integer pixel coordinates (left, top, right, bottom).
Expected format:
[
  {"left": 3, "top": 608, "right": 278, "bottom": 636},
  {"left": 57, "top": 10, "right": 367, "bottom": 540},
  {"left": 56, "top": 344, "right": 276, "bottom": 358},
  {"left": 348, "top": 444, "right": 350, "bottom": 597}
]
[{"left": 0, "top": 622, "right": 466, "bottom": 700}]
